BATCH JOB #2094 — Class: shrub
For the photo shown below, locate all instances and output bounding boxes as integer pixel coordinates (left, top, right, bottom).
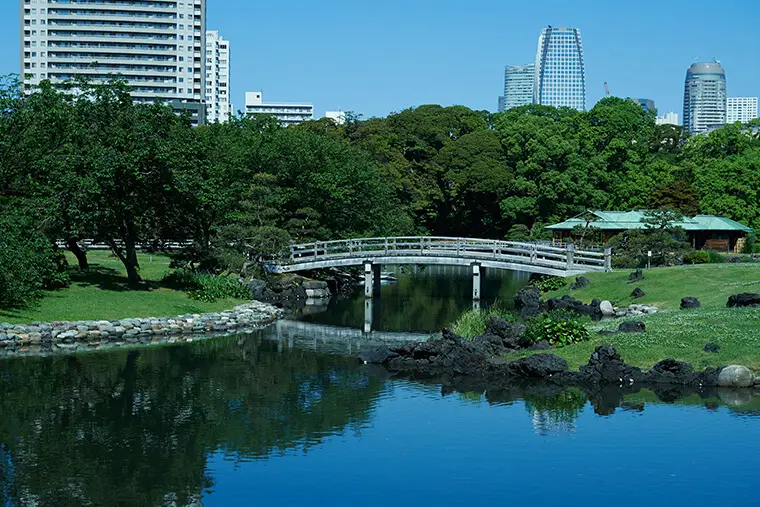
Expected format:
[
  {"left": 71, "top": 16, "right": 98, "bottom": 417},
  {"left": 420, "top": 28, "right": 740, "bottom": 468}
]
[
  {"left": 162, "top": 269, "right": 250, "bottom": 302},
  {"left": 523, "top": 311, "right": 590, "bottom": 348},
  {"left": 725, "top": 255, "right": 743, "bottom": 264},
  {"left": 0, "top": 209, "right": 69, "bottom": 308},
  {"left": 530, "top": 275, "right": 567, "bottom": 293},
  {"left": 451, "top": 307, "right": 517, "bottom": 339},
  {"left": 683, "top": 250, "right": 709, "bottom": 264},
  {"left": 741, "top": 232, "right": 757, "bottom": 254},
  {"left": 706, "top": 250, "right": 725, "bottom": 264}
]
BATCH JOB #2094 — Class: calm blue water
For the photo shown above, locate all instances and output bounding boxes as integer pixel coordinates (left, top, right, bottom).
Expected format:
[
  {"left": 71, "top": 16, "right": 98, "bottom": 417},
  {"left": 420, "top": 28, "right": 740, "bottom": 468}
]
[
  {"left": 203, "top": 379, "right": 760, "bottom": 506},
  {"left": 3, "top": 331, "right": 757, "bottom": 506},
  {"left": 1, "top": 267, "right": 759, "bottom": 506}
]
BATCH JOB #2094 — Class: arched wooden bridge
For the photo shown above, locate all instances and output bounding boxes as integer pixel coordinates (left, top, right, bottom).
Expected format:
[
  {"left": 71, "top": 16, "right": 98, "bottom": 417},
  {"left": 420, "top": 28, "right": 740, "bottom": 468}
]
[{"left": 270, "top": 237, "right": 611, "bottom": 300}]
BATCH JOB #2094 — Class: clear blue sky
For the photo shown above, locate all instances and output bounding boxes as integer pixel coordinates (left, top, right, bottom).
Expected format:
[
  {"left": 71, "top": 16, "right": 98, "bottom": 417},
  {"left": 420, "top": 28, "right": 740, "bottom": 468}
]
[{"left": 4, "top": 0, "right": 759, "bottom": 118}]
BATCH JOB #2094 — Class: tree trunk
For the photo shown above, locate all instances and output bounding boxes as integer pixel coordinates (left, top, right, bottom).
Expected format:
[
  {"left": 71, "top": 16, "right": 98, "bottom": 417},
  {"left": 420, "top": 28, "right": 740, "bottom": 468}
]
[
  {"left": 66, "top": 238, "right": 89, "bottom": 271},
  {"left": 109, "top": 236, "right": 142, "bottom": 286}
]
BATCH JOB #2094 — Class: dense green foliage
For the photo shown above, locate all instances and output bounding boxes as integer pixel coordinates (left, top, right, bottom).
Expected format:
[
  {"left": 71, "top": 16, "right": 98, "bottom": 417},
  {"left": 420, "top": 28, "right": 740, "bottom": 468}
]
[
  {"left": 523, "top": 311, "right": 591, "bottom": 348},
  {"left": 530, "top": 275, "right": 567, "bottom": 293},
  {"left": 2, "top": 75, "right": 760, "bottom": 310},
  {"left": 162, "top": 269, "right": 250, "bottom": 302},
  {"left": 0, "top": 207, "right": 69, "bottom": 307}
]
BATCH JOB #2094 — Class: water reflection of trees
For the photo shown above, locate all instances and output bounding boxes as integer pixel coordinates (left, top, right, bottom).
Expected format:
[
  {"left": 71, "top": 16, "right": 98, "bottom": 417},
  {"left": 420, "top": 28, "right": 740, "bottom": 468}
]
[
  {"left": 0, "top": 336, "right": 384, "bottom": 506},
  {"left": 301, "top": 267, "right": 528, "bottom": 333}
]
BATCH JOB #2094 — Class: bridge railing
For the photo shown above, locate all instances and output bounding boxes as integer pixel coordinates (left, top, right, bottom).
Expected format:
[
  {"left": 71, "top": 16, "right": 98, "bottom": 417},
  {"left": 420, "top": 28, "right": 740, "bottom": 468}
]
[{"left": 284, "top": 237, "right": 610, "bottom": 272}]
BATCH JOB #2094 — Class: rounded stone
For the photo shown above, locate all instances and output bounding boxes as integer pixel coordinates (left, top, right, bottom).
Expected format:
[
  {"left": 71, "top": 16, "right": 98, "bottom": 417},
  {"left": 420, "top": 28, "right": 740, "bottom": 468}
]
[
  {"left": 717, "top": 365, "right": 754, "bottom": 388},
  {"left": 600, "top": 300, "right": 615, "bottom": 317}
]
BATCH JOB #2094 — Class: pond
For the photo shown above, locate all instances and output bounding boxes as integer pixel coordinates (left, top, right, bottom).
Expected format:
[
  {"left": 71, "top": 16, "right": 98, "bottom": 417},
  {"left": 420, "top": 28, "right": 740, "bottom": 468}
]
[
  {"left": 0, "top": 329, "right": 758, "bottom": 506},
  {"left": 295, "top": 265, "right": 530, "bottom": 332}
]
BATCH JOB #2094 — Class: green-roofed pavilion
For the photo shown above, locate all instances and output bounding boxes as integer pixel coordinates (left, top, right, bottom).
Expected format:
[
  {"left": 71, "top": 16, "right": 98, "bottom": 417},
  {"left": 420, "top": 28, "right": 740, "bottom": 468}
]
[{"left": 547, "top": 211, "right": 753, "bottom": 252}]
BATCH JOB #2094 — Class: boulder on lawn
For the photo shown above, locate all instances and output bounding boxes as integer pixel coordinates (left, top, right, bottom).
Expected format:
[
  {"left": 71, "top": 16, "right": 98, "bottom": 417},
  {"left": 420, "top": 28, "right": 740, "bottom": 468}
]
[
  {"left": 717, "top": 365, "right": 754, "bottom": 388},
  {"left": 599, "top": 300, "right": 615, "bottom": 317},
  {"left": 727, "top": 293, "right": 760, "bottom": 308},
  {"left": 680, "top": 297, "right": 701, "bottom": 309},
  {"left": 514, "top": 287, "right": 543, "bottom": 317},
  {"left": 631, "top": 287, "right": 645, "bottom": 299},
  {"left": 618, "top": 321, "right": 646, "bottom": 333},
  {"left": 570, "top": 276, "right": 591, "bottom": 290},
  {"left": 629, "top": 269, "right": 644, "bottom": 283},
  {"left": 704, "top": 343, "right": 720, "bottom": 353}
]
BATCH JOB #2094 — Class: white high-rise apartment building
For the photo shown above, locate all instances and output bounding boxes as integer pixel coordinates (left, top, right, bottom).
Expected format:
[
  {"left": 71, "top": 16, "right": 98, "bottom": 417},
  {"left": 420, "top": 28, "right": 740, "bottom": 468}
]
[
  {"left": 534, "top": 26, "right": 586, "bottom": 111},
  {"left": 205, "top": 30, "right": 232, "bottom": 123},
  {"left": 656, "top": 112, "right": 680, "bottom": 126},
  {"left": 21, "top": 0, "right": 207, "bottom": 124},
  {"left": 245, "top": 92, "right": 313, "bottom": 126},
  {"left": 726, "top": 97, "right": 758, "bottom": 124},
  {"left": 683, "top": 62, "right": 727, "bottom": 134}
]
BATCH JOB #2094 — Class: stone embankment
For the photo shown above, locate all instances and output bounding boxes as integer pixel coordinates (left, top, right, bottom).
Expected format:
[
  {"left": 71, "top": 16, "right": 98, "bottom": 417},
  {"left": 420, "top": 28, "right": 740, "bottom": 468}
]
[{"left": 0, "top": 301, "right": 282, "bottom": 357}]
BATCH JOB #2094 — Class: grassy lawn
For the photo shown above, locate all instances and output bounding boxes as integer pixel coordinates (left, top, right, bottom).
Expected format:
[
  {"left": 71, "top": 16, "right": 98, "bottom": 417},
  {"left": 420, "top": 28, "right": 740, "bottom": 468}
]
[
  {"left": 525, "top": 264, "right": 760, "bottom": 371},
  {"left": 0, "top": 251, "right": 247, "bottom": 324}
]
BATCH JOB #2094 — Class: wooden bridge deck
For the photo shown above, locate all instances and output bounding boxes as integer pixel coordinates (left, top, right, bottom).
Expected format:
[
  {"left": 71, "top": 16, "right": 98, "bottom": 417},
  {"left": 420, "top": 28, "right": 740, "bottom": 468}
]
[{"left": 271, "top": 237, "right": 611, "bottom": 278}]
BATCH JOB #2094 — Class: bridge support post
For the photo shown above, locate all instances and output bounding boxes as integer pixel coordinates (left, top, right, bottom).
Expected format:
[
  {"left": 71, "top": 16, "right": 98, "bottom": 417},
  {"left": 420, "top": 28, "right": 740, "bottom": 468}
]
[
  {"left": 604, "top": 246, "right": 612, "bottom": 272},
  {"left": 566, "top": 244, "right": 576, "bottom": 270},
  {"left": 472, "top": 263, "right": 482, "bottom": 301},
  {"left": 364, "top": 298, "right": 373, "bottom": 333},
  {"left": 364, "top": 261, "right": 381, "bottom": 298},
  {"left": 373, "top": 263, "right": 382, "bottom": 296}
]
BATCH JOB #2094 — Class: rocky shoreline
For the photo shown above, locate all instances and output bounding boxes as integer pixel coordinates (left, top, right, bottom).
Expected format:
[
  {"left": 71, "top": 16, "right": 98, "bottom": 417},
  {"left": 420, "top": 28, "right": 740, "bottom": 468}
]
[
  {"left": 0, "top": 301, "right": 282, "bottom": 358},
  {"left": 360, "top": 327, "right": 759, "bottom": 390},
  {"left": 360, "top": 285, "right": 760, "bottom": 391}
]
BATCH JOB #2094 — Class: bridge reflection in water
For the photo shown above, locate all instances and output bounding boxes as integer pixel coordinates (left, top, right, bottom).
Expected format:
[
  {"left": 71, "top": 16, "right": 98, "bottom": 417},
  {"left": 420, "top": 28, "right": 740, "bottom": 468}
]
[{"left": 271, "top": 318, "right": 432, "bottom": 356}]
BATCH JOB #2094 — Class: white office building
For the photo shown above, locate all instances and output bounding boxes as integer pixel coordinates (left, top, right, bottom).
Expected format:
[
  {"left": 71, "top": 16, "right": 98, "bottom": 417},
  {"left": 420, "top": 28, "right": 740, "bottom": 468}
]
[
  {"left": 683, "top": 62, "right": 727, "bottom": 134},
  {"left": 245, "top": 92, "right": 313, "bottom": 125},
  {"left": 726, "top": 97, "right": 758, "bottom": 124},
  {"left": 656, "top": 112, "right": 680, "bottom": 126},
  {"left": 205, "top": 30, "right": 232, "bottom": 123},
  {"left": 534, "top": 26, "right": 586, "bottom": 111},
  {"left": 21, "top": 0, "right": 207, "bottom": 124},
  {"left": 500, "top": 64, "right": 535, "bottom": 112}
]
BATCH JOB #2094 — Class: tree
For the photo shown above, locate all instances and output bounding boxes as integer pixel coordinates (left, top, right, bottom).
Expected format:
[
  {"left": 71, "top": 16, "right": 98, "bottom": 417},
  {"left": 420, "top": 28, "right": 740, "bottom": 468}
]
[
  {"left": 649, "top": 179, "right": 700, "bottom": 216},
  {"left": 67, "top": 80, "right": 191, "bottom": 284},
  {"left": 641, "top": 208, "right": 684, "bottom": 230},
  {"left": 0, "top": 204, "right": 69, "bottom": 308}
]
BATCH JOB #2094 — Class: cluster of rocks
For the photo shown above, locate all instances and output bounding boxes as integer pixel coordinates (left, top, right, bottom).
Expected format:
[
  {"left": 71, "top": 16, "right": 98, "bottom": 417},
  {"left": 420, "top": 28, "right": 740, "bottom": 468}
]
[
  {"left": 0, "top": 302, "right": 281, "bottom": 357},
  {"left": 601, "top": 301, "right": 659, "bottom": 318},
  {"left": 514, "top": 287, "right": 658, "bottom": 321},
  {"left": 247, "top": 270, "right": 360, "bottom": 310},
  {"left": 361, "top": 330, "right": 759, "bottom": 389}
]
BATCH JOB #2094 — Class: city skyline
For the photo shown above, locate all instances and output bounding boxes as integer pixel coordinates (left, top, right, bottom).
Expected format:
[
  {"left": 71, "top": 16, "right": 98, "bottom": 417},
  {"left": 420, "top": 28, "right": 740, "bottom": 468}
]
[{"left": 5, "top": 0, "right": 760, "bottom": 119}]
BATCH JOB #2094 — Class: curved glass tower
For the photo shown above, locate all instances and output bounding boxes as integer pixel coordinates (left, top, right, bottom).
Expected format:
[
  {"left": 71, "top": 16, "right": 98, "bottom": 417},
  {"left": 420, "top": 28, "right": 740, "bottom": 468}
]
[
  {"left": 534, "top": 26, "right": 586, "bottom": 111},
  {"left": 683, "top": 62, "right": 727, "bottom": 134}
]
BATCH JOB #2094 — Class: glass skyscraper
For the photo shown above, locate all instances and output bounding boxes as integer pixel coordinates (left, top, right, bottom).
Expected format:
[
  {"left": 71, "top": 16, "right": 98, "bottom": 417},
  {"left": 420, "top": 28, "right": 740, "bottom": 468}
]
[
  {"left": 499, "top": 64, "right": 535, "bottom": 112},
  {"left": 534, "top": 26, "right": 586, "bottom": 111},
  {"left": 683, "top": 62, "right": 727, "bottom": 134}
]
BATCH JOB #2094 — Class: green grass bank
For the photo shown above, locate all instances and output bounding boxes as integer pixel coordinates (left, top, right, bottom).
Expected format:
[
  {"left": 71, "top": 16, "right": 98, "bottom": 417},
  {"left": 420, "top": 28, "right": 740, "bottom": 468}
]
[
  {"left": 0, "top": 251, "right": 247, "bottom": 324},
  {"left": 455, "top": 264, "right": 760, "bottom": 371}
]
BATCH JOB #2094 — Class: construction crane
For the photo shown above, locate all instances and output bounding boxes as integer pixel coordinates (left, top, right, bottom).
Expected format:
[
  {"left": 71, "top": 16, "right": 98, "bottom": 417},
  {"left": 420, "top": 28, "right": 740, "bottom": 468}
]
[{"left": 604, "top": 82, "right": 611, "bottom": 98}]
